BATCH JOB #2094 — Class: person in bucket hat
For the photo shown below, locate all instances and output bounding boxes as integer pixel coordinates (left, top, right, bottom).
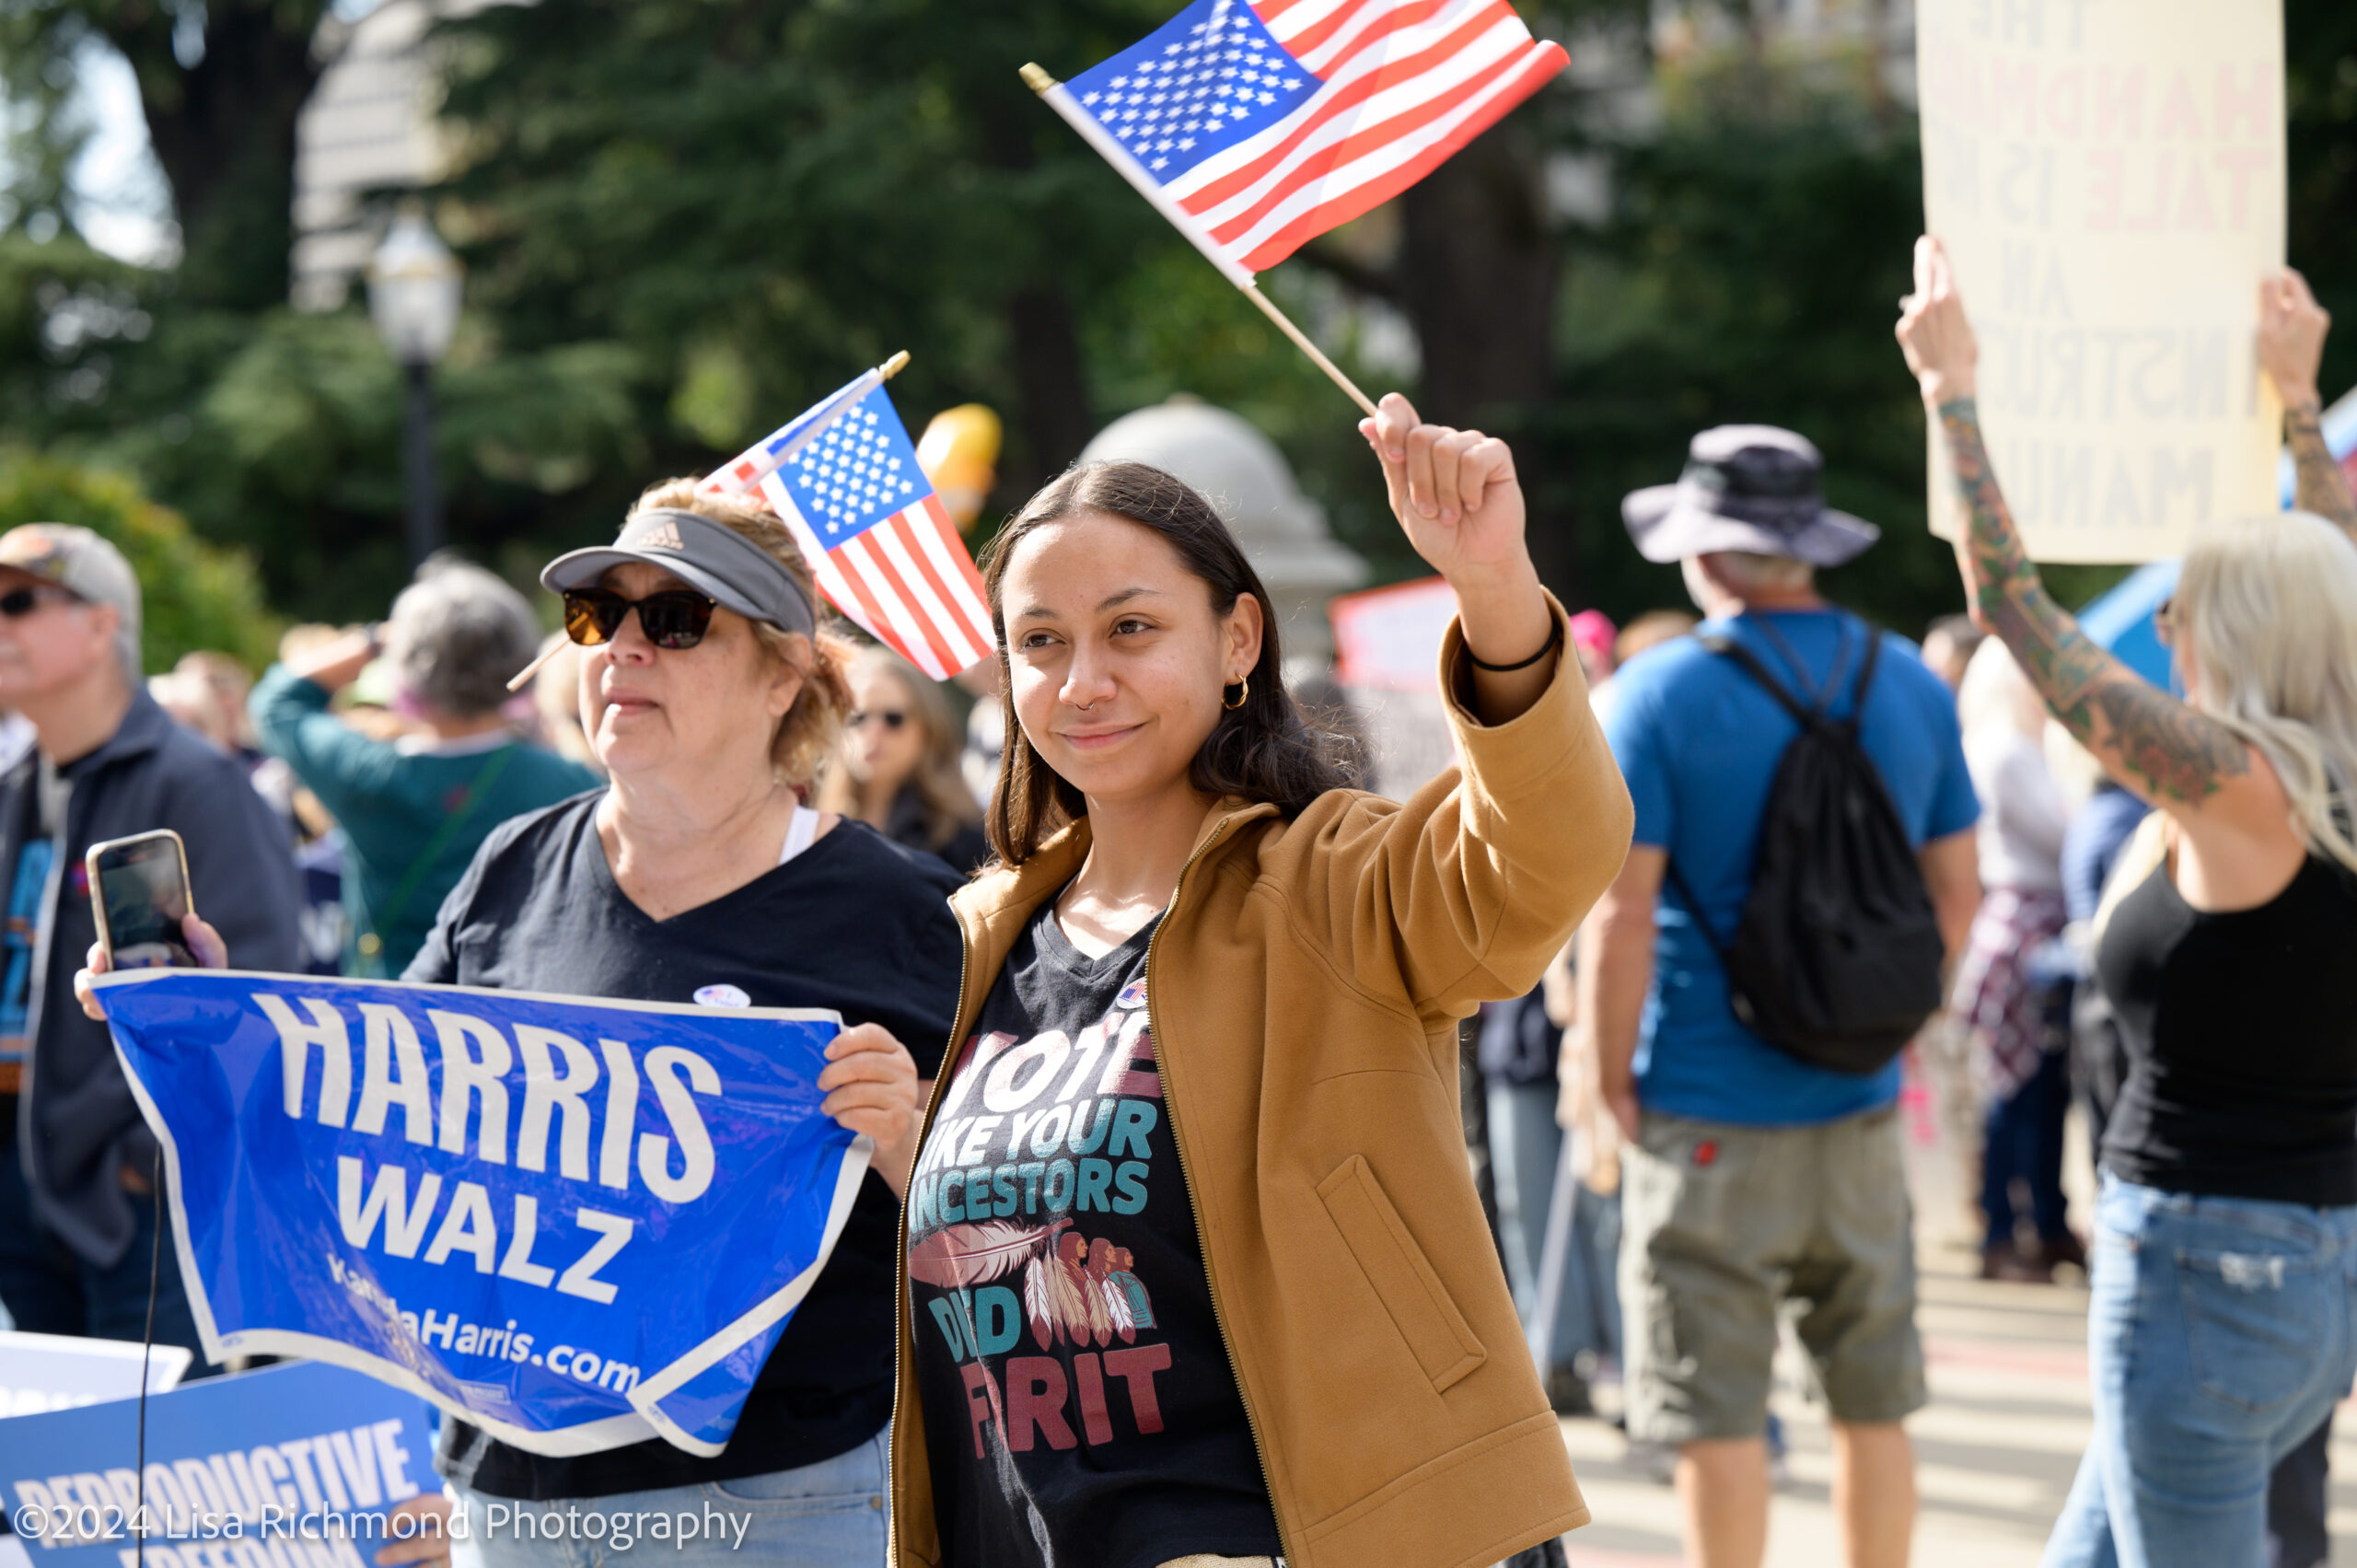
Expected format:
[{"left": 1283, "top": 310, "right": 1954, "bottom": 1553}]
[
  {"left": 1620, "top": 425, "right": 1879, "bottom": 569},
  {"left": 1576, "top": 427, "right": 1983, "bottom": 1568}
]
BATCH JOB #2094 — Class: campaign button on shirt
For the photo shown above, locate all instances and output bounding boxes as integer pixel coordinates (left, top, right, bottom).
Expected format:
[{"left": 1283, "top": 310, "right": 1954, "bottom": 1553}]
[{"left": 694, "top": 983, "right": 752, "bottom": 1008}]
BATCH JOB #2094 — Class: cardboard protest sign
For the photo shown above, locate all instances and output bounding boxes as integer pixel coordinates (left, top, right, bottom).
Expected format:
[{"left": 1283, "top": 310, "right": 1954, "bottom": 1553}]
[
  {"left": 1329, "top": 577, "right": 1460, "bottom": 801},
  {"left": 0, "top": 1359, "right": 435, "bottom": 1568},
  {"left": 1916, "top": 0, "right": 2287, "bottom": 562},
  {"left": 92, "top": 970, "right": 866, "bottom": 1458}
]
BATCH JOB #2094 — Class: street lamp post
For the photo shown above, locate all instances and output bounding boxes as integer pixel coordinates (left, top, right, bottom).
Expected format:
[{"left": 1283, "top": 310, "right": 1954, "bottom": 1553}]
[{"left": 367, "top": 205, "right": 463, "bottom": 571}]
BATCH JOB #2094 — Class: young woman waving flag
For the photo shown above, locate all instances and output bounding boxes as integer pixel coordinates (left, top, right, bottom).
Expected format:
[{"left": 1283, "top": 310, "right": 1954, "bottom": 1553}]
[{"left": 890, "top": 394, "right": 1633, "bottom": 1568}]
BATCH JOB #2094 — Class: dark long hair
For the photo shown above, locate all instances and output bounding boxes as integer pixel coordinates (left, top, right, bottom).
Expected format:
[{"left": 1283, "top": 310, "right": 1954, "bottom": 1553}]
[{"left": 981, "top": 460, "right": 1357, "bottom": 865}]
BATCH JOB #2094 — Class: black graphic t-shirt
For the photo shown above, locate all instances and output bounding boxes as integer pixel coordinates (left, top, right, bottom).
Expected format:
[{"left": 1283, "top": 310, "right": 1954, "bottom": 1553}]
[{"left": 908, "top": 900, "right": 1280, "bottom": 1568}]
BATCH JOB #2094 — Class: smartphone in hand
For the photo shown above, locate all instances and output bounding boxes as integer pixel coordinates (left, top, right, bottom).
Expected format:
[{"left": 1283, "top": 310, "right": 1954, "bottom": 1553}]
[{"left": 87, "top": 830, "right": 197, "bottom": 970}]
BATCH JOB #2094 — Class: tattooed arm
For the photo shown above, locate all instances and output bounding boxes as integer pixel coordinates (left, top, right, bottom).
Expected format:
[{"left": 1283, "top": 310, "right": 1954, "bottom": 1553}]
[
  {"left": 2287, "top": 399, "right": 2357, "bottom": 534},
  {"left": 1932, "top": 400, "right": 2249, "bottom": 807},
  {"left": 2258, "top": 267, "right": 2357, "bottom": 535},
  {"left": 1896, "top": 238, "right": 2257, "bottom": 814}
]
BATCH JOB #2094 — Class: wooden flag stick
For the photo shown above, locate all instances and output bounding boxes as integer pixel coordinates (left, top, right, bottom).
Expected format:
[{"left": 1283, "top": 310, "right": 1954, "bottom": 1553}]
[
  {"left": 505, "top": 638, "right": 567, "bottom": 693},
  {"left": 1240, "top": 284, "right": 1379, "bottom": 417},
  {"left": 1020, "top": 62, "right": 1379, "bottom": 420}
]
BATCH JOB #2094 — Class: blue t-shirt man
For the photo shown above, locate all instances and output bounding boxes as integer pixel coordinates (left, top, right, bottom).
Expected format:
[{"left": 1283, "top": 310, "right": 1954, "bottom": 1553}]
[{"left": 1603, "top": 609, "right": 1979, "bottom": 1126}]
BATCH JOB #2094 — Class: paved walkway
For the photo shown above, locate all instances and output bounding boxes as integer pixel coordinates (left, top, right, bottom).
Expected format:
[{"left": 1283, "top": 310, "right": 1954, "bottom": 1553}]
[{"left": 1552, "top": 1239, "right": 2357, "bottom": 1566}]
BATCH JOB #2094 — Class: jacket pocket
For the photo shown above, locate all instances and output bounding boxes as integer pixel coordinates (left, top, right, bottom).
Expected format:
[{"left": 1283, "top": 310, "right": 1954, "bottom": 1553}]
[{"left": 1317, "top": 1154, "right": 1486, "bottom": 1392}]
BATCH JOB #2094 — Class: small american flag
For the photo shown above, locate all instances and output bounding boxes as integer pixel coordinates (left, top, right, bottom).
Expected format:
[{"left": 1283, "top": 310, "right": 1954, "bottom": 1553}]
[
  {"left": 1047, "top": 0, "right": 1566, "bottom": 279},
  {"left": 701, "top": 366, "right": 883, "bottom": 498},
  {"left": 716, "top": 383, "right": 994, "bottom": 679}
]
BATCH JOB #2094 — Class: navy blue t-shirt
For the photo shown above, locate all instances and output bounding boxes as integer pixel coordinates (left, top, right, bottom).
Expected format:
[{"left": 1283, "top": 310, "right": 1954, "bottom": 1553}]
[{"left": 1604, "top": 610, "right": 1979, "bottom": 1126}]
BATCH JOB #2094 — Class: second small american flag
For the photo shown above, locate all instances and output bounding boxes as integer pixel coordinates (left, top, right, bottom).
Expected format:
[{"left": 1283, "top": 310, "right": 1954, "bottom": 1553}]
[{"left": 726, "top": 384, "right": 994, "bottom": 680}]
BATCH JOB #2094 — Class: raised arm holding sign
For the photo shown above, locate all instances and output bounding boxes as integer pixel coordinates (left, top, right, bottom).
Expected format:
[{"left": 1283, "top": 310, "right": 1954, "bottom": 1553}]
[{"left": 1897, "top": 235, "right": 2357, "bottom": 903}]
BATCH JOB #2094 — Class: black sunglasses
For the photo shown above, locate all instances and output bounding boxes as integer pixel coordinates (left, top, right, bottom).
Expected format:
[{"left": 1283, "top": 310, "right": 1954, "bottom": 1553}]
[
  {"left": 562, "top": 587, "right": 718, "bottom": 650},
  {"left": 0, "top": 584, "right": 77, "bottom": 619}
]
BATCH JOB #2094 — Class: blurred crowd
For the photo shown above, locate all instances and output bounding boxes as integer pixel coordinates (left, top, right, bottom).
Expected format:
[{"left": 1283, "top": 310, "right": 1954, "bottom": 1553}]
[
  {"left": 0, "top": 532, "right": 997, "bottom": 1367},
  {"left": 0, "top": 256, "right": 2348, "bottom": 1568},
  {"left": 145, "top": 560, "right": 1001, "bottom": 982}
]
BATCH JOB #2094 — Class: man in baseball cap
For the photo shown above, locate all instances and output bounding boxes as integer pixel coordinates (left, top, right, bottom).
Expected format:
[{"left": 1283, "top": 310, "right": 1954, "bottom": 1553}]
[
  {"left": 0, "top": 524, "right": 143, "bottom": 679},
  {"left": 1575, "top": 426, "right": 1984, "bottom": 1568},
  {"left": 0, "top": 521, "right": 302, "bottom": 1370}
]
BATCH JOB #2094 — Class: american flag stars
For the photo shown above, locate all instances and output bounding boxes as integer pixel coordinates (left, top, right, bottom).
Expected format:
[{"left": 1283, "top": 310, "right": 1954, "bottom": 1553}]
[
  {"left": 1068, "top": 0, "right": 1318, "bottom": 180},
  {"left": 780, "top": 406, "right": 922, "bottom": 540}
]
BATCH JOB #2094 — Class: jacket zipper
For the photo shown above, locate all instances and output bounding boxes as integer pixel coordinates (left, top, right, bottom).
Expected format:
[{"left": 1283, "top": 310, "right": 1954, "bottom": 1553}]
[
  {"left": 1143, "top": 816, "right": 1296, "bottom": 1566},
  {"left": 888, "top": 933, "right": 970, "bottom": 1568}
]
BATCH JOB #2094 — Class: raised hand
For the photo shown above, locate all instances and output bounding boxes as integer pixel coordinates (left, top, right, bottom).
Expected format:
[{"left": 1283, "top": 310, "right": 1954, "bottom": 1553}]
[
  {"left": 1359, "top": 390, "right": 1555, "bottom": 721},
  {"left": 1360, "top": 392, "right": 1529, "bottom": 588},
  {"left": 1895, "top": 236, "right": 1979, "bottom": 406},
  {"left": 2258, "top": 268, "right": 2357, "bottom": 531},
  {"left": 2258, "top": 267, "right": 2330, "bottom": 408}
]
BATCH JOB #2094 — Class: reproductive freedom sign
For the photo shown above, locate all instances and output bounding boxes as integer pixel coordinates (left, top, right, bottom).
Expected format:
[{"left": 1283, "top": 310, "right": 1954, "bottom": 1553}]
[{"left": 91, "top": 970, "right": 865, "bottom": 1458}]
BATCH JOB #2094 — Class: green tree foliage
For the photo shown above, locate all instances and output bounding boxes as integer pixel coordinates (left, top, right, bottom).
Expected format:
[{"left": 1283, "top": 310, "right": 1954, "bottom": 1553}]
[
  {"left": 0, "top": 0, "right": 2345, "bottom": 643},
  {"left": 422, "top": 0, "right": 1390, "bottom": 541},
  {"left": 2287, "top": 0, "right": 2357, "bottom": 403},
  {"left": 0, "top": 448, "right": 279, "bottom": 671},
  {"left": 1544, "top": 45, "right": 1962, "bottom": 632},
  {"left": 0, "top": 0, "right": 331, "bottom": 308}
]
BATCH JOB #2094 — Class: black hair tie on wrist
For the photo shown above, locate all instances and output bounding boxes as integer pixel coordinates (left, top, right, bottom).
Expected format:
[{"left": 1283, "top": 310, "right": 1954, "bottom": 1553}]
[{"left": 1466, "top": 619, "right": 1563, "bottom": 674}]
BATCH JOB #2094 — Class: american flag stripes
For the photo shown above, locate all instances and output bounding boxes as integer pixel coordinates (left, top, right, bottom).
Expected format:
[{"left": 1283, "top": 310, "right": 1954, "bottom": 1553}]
[
  {"left": 1043, "top": 0, "right": 1567, "bottom": 280},
  {"left": 710, "top": 380, "right": 994, "bottom": 680}
]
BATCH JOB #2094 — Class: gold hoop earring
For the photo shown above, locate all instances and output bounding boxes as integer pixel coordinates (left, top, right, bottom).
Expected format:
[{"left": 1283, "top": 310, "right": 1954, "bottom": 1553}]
[{"left": 1223, "top": 675, "right": 1249, "bottom": 712}]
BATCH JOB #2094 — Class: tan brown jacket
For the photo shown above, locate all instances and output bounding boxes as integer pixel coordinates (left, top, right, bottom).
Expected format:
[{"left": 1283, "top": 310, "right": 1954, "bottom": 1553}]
[{"left": 889, "top": 603, "right": 1634, "bottom": 1568}]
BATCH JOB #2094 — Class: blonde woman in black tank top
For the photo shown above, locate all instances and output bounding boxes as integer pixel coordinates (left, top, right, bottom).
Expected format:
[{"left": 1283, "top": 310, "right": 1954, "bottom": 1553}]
[{"left": 1897, "top": 240, "right": 2357, "bottom": 1568}]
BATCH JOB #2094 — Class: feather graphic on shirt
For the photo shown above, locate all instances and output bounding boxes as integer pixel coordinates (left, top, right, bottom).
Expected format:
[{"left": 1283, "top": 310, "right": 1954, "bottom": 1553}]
[
  {"left": 1067, "top": 1235, "right": 1116, "bottom": 1347},
  {"left": 1088, "top": 1241, "right": 1137, "bottom": 1343},
  {"left": 1107, "top": 1246, "right": 1155, "bottom": 1330},
  {"left": 1030, "top": 1232, "right": 1097, "bottom": 1349},
  {"left": 1024, "top": 1254, "right": 1058, "bottom": 1349},
  {"left": 907, "top": 1216, "right": 1071, "bottom": 1288}
]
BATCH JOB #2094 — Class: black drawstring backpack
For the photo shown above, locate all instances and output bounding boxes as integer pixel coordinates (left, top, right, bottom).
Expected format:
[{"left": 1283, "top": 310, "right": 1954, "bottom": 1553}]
[{"left": 1663, "top": 622, "right": 1947, "bottom": 1075}]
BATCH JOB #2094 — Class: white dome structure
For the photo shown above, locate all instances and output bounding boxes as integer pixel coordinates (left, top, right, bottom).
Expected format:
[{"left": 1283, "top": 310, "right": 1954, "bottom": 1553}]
[{"left": 1078, "top": 398, "right": 1367, "bottom": 665}]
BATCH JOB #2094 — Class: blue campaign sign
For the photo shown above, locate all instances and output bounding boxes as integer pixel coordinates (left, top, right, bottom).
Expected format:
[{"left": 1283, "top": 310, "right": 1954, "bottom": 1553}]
[
  {"left": 0, "top": 1359, "right": 436, "bottom": 1568},
  {"left": 91, "top": 970, "right": 865, "bottom": 1458}
]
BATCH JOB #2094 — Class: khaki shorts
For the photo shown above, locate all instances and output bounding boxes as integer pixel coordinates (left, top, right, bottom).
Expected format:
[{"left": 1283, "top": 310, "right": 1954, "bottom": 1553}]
[{"left": 1620, "top": 1106, "right": 1925, "bottom": 1445}]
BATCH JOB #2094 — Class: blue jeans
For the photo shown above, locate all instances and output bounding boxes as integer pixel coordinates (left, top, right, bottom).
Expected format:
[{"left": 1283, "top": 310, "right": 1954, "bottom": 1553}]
[
  {"left": 1489, "top": 1084, "right": 1623, "bottom": 1376},
  {"left": 452, "top": 1431, "right": 888, "bottom": 1568},
  {"left": 1485, "top": 1083, "right": 1561, "bottom": 1316},
  {"left": 2042, "top": 1177, "right": 2357, "bottom": 1568},
  {"left": 1530, "top": 1134, "right": 1621, "bottom": 1376},
  {"left": 1982, "top": 1047, "right": 2070, "bottom": 1247}
]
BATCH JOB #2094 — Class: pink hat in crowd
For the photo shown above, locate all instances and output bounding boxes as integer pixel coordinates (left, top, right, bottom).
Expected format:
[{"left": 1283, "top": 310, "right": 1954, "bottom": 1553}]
[{"left": 1568, "top": 610, "right": 1617, "bottom": 665}]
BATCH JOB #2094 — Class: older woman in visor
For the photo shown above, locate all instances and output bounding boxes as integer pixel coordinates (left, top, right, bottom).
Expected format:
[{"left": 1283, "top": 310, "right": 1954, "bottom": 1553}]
[{"left": 80, "top": 480, "right": 964, "bottom": 1568}]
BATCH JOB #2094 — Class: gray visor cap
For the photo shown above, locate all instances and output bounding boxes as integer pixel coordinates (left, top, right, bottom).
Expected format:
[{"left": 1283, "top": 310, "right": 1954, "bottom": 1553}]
[{"left": 540, "top": 508, "right": 816, "bottom": 638}]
